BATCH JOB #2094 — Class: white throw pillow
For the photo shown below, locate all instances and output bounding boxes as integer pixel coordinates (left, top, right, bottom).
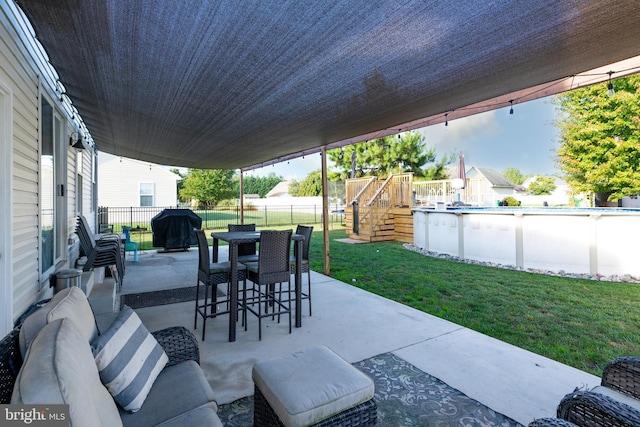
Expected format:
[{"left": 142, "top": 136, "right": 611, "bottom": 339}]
[{"left": 91, "top": 305, "right": 168, "bottom": 412}]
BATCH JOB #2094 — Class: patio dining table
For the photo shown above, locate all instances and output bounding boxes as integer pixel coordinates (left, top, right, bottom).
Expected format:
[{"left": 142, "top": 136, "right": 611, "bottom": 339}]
[{"left": 211, "top": 230, "right": 304, "bottom": 342}]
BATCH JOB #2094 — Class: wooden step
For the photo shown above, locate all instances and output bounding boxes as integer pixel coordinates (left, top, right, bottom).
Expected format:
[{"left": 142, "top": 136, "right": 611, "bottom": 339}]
[
  {"left": 348, "top": 234, "right": 370, "bottom": 242},
  {"left": 370, "top": 235, "right": 394, "bottom": 242}
]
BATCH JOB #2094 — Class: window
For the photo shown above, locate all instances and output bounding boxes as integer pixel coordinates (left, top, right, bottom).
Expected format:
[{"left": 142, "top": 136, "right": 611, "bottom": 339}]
[
  {"left": 77, "top": 174, "right": 83, "bottom": 214},
  {"left": 76, "top": 151, "right": 83, "bottom": 214},
  {"left": 140, "top": 182, "right": 155, "bottom": 207},
  {"left": 40, "top": 97, "right": 66, "bottom": 278}
]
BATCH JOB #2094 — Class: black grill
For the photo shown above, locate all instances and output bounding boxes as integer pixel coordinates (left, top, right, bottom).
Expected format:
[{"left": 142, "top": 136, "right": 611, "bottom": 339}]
[{"left": 151, "top": 209, "right": 202, "bottom": 250}]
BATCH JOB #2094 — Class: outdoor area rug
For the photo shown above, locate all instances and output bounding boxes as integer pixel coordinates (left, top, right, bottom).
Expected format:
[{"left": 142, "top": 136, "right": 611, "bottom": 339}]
[
  {"left": 120, "top": 286, "right": 198, "bottom": 309},
  {"left": 217, "top": 352, "right": 522, "bottom": 426}
]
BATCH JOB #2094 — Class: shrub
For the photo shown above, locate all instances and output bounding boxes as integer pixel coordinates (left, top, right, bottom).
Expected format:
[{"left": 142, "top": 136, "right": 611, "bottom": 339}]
[
  {"left": 216, "top": 199, "right": 237, "bottom": 210},
  {"left": 500, "top": 196, "right": 521, "bottom": 206}
]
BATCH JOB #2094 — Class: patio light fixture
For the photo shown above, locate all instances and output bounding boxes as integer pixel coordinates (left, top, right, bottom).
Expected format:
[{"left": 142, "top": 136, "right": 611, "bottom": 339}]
[
  {"left": 607, "top": 71, "right": 615, "bottom": 97},
  {"left": 509, "top": 100, "right": 514, "bottom": 115},
  {"left": 69, "top": 132, "right": 85, "bottom": 150}
]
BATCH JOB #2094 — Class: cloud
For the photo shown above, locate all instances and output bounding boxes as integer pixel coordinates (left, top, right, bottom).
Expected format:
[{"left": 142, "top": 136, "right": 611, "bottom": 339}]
[
  {"left": 412, "top": 98, "right": 560, "bottom": 175},
  {"left": 250, "top": 155, "right": 321, "bottom": 181},
  {"left": 420, "top": 109, "right": 501, "bottom": 155}
]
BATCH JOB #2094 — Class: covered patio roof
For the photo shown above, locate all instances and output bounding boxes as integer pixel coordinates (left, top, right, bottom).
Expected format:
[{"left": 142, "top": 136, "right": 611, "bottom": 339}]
[{"left": 16, "top": 0, "right": 640, "bottom": 170}]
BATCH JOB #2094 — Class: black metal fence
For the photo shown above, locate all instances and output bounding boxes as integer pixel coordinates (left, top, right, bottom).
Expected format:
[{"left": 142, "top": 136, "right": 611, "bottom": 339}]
[{"left": 98, "top": 205, "right": 345, "bottom": 235}]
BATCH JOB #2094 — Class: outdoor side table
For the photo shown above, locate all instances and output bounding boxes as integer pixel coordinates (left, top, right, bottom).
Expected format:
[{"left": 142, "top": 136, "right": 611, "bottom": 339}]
[{"left": 50, "top": 269, "right": 83, "bottom": 294}]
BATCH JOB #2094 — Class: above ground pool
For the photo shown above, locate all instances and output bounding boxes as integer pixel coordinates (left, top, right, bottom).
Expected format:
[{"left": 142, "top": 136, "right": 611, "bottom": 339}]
[{"left": 412, "top": 207, "right": 640, "bottom": 277}]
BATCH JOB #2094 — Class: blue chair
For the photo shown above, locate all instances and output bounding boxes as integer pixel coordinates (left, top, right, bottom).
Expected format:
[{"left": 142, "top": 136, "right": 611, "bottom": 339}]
[{"left": 121, "top": 226, "right": 139, "bottom": 262}]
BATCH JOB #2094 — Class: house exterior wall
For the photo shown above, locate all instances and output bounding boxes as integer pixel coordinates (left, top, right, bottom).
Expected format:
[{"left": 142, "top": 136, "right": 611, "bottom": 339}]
[
  {"left": 620, "top": 196, "right": 640, "bottom": 208},
  {"left": 465, "top": 167, "right": 515, "bottom": 206},
  {"left": 2, "top": 4, "right": 40, "bottom": 333},
  {"left": 98, "top": 152, "right": 178, "bottom": 207},
  {"left": 1, "top": 3, "right": 92, "bottom": 336}
]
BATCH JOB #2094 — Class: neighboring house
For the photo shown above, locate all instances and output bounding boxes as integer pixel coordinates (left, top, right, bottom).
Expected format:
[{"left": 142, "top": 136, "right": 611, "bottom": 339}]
[
  {"left": 517, "top": 176, "right": 572, "bottom": 206},
  {"left": 265, "top": 181, "right": 291, "bottom": 198},
  {"left": 1, "top": 3, "right": 96, "bottom": 335},
  {"left": 620, "top": 195, "right": 640, "bottom": 208},
  {"left": 98, "top": 152, "right": 179, "bottom": 207},
  {"left": 465, "top": 167, "right": 515, "bottom": 206}
]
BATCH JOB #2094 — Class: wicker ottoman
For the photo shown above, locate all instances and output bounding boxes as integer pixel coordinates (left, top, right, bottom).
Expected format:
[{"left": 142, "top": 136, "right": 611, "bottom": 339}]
[{"left": 252, "top": 346, "right": 377, "bottom": 427}]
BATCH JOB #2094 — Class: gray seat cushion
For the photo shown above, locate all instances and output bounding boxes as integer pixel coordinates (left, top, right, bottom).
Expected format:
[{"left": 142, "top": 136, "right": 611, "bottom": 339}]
[
  {"left": 155, "top": 406, "right": 223, "bottom": 427},
  {"left": 252, "top": 346, "right": 374, "bottom": 427},
  {"left": 19, "top": 287, "right": 98, "bottom": 357},
  {"left": 119, "top": 360, "right": 218, "bottom": 427},
  {"left": 12, "top": 318, "right": 123, "bottom": 427}
]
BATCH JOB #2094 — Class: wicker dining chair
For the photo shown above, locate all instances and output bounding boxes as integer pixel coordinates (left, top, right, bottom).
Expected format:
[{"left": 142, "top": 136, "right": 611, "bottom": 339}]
[
  {"left": 242, "top": 230, "right": 292, "bottom": 341},
  {"left": 194, "top": 229, "right": 246, "bottom": 341},
  {"left": 557, "top": 356, "right": 640, "bottom": 427},
  {"left": 290, "top": 225, "right": 313, "bottom": 316},
  {"left": 228, "top": 223, "right": 259, "bottom": 263}
]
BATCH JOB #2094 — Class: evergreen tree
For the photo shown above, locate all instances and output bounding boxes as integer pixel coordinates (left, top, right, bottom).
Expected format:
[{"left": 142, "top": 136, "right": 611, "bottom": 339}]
[
  {"left": 297, "top": 170, "right": 323, "bottom": 196},
  {"left": 328, "top": 131, "right": 453, "bottom": 180},
  {"left": 239, "top": 173, "right": 283, "bottom": 198}
]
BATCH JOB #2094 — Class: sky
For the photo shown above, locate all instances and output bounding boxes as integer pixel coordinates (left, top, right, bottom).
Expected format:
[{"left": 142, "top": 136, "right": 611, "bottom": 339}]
[{"left": 248, "top": 95, "right": 561, "bottom": 181}]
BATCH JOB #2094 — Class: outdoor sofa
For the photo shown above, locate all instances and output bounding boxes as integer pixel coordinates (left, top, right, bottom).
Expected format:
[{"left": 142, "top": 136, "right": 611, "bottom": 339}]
[{"left": 2, "top": 287, "right": 222, "bottom": 426}]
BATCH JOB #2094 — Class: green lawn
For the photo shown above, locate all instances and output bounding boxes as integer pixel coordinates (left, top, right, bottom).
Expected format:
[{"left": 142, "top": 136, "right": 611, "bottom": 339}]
[{"left": 309, "top": 229, "right": 640, "bottom": 376}]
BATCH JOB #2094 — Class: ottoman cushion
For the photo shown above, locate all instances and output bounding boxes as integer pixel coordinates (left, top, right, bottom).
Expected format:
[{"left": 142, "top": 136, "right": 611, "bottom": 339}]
[{"left": 252, "top": 346, "right": 374, "bottom": 427}]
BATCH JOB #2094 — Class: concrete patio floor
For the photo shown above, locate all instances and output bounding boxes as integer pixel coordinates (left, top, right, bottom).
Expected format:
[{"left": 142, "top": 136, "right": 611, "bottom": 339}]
[{"left": 104, "top": 246, "right": 599, "bottom": 426}]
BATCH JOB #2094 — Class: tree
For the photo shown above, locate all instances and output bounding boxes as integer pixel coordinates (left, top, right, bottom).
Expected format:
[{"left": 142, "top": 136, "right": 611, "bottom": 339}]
[
  {"left": 179, "top": 168, "right": 235, "bottom": 207},
  {"left": 502, "top": 167, "right": 528, "bottom": 185},
  {"left": 288, "top": 179, "right": 300, "bottom": 196},
  {"left": 422, "top": 152, "right": 457, "bottom": 181},
  {"left": 328, "top": 131, "right": 453, "bottom": 180},
  {"left": 239, "top": 173, "right": 283, "bottom": 198},
  {"left": 170, "top": 168, "right": 186, "bottom": 202},
  {"left": 528, "top": 176, "right": 556, "bottom": 195},
  {"left": 555, "top": 75, "right": 640, "bottom": 201},
  {"left": 297, "top": 170, "right": 323, "bottom": 196}
]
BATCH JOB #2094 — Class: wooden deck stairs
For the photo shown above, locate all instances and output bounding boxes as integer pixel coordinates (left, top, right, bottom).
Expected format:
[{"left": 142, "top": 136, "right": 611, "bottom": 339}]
[{"left": 345, "top": 173, "right": 414, "bottom": 243}]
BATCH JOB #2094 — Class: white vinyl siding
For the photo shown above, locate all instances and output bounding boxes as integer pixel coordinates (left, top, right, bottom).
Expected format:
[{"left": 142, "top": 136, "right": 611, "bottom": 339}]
[
  {"left": 1, "top": 4, "right": 41, "bottom": 329},
  {"left": 0, "top": 75, "right": 13, "bottom": 334},
  {"left": 0, "top": 2, "right": 93, "bottom": 334},
  {"left": 97, "top": 152, "right": 179, "bottom": 207}
]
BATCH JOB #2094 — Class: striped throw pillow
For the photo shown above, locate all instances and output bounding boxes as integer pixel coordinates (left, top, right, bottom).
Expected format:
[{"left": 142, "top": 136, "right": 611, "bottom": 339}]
[{"left": 91, "top": 305, "right": 168, "bottom": 412}]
